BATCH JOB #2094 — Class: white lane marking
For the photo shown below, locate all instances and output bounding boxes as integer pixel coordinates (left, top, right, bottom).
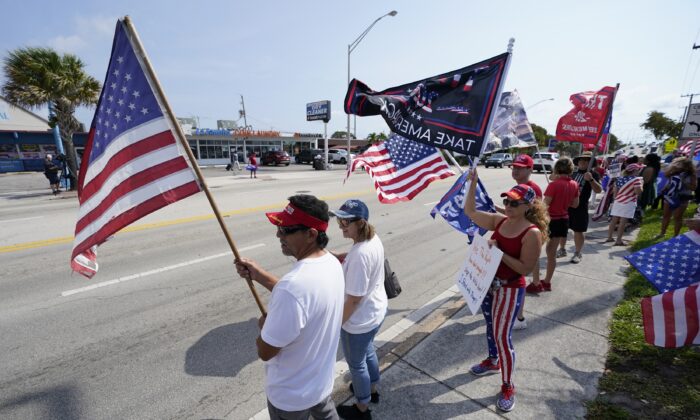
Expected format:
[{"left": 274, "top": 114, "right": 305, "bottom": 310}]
[
  {"left": 61, "top": 243, "right": 266, "bottom": 297},
  {"left": 249, "top": 284, "right": 461, "bottom": 420},
  {"left": 0, "top": 216, "right": 43, "bottom": 223},
  {"left": 423, "top": 200, "right": 440, "bottom": 206}
]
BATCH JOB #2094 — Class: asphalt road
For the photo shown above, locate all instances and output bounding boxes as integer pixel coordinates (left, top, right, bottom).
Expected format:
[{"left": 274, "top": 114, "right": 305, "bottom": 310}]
[{"left": 0, "top": 163, "right": 543, "bottom": 419}]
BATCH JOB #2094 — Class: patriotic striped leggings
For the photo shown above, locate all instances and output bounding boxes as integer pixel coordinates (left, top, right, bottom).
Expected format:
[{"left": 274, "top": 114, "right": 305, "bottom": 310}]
[{"left": 481, "top": 286, "right": 525, "bottom": 385}]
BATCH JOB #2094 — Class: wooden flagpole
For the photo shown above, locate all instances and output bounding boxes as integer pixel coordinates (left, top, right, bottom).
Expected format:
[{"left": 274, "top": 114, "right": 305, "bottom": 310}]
[{"left": 122, "top": 16, "right": 266, "bottom": 315}]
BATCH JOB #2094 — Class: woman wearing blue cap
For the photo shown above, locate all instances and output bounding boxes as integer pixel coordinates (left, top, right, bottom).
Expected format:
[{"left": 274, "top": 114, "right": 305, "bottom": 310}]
[{"left": 332, "top": 199, "right": 387, "bottom": 420}]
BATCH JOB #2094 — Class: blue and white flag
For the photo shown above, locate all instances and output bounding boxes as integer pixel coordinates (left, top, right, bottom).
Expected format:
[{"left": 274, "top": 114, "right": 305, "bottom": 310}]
[
  {"left": 625, "top": 230, "right": 700, "bottom": 293},
  {"left": 430, "top": 169, "right": 496, "bottom": 242}
]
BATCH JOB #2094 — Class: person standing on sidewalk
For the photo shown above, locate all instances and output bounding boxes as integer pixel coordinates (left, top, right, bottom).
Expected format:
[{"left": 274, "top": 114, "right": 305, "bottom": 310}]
[
  {"left": 464, "top": 171, "right": 548, "bottom": 412},
  {"left": 605, "top": 163, "right": 644, "bottom": 245},
  {"left": 43, "top": 154, "right": 61, "bottom": 195},
  {"left": 331, "top": 199, "right": 387, "bottom": 420},
  {"left": 527, "top": 157, "right": 579, "bottom": 294},
  {"left": 494, "top": 154, "right": 543, "bottom": 330},
  {"left": 248, "top": 152, "right": 258, "bottom": 178},
  {"left": 235, "top": 195, "right": 344, "bottom": 420},
  {"left": 558, "top": 151, "right": 602, "bottom": 264}
]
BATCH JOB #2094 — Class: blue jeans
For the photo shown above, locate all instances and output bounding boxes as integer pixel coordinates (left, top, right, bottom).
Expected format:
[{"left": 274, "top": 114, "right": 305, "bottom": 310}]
[{"left": 340, "top": 324, "right": 382, "bottom": 405}]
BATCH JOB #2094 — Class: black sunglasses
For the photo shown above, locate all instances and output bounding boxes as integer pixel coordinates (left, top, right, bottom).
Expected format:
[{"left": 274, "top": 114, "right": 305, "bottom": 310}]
[
  {"left": 503, "top": 198, "right": 526, "bottom": 208},
  {"left": 277, "top": 225, "right": 309, "bottom": 236},
  {"left": 337, "top": 218, "right": 360, "bottom": 227}
]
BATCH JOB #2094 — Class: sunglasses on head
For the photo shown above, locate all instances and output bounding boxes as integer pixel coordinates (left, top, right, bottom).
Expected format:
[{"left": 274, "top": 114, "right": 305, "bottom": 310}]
[
  {"left": 277, "top": 225, "right": 309, "bottom": 236},
  {"left": 337, "top": 218, "right": 360, "bottom": 227},
  {"left": 503, "top": 198, "right": 527, "bottom": 208}
]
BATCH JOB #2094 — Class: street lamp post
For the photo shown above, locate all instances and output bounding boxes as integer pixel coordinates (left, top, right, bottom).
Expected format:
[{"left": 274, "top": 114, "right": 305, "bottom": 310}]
[
  {"left": 526, "top": 97, "right": 554, "bottom": 111},
  {"left": 347, "top": 10, "right": 397, "bottom": 168}
]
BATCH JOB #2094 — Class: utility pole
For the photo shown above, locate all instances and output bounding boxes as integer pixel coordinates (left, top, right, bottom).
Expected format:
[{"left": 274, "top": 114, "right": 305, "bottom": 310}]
[{"left": 239, "top": 95, "right": 248, "bottom": 127}]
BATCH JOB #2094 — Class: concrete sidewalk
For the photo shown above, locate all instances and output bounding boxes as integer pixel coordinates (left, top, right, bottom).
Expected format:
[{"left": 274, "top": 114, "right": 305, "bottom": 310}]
[{"left": 332, "top": 219, "right": 633, "bottom": 419}]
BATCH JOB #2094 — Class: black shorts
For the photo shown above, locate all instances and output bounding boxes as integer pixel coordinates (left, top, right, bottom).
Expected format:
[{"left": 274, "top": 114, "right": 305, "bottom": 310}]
[
  {"left": 549, "top": 218, "right": 569, "bottom": 238},
  {"left": 568, "top": 205, "right": 590, "bottom": 232}
]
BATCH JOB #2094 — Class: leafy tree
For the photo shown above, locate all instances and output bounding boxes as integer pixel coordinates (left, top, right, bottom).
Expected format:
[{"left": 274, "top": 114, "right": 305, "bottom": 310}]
[
  {"left": 640, "top": 111, "right": 683, "bottom": 140},
  {"left": 530, "top": 123, "right": 550, "bottom": 147},
  {"left": 331, "top": 130, "right": 355, "bottom": 139},
  {"left": 608, "top": 133, "right": 621, "bottom": 151},
  {"left": 377, "top": 132, "right": 387, "bottom": 140},
  {"left": 2, "top": 47, "right": 100, "bottom": 188}
]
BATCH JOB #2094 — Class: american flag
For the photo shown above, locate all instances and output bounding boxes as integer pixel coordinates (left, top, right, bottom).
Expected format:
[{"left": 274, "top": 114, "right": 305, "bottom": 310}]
[
  {"left": 679, "top": 139, "right": 700, "bottom": 155},
  {"left": 71, "top": 19, "right": 201, "bottom": 278},
  {"left": 625, "top": 230, "right": 700, "bottom": 293},
  {"left": 614, "top": 175, "right": 643, "bottom": 204},
  {"left": 348, "top": 134, "right": 454, "bottom": 203},
  {"left": 641, "top": 283, "right": 700, "bottom": 348}
]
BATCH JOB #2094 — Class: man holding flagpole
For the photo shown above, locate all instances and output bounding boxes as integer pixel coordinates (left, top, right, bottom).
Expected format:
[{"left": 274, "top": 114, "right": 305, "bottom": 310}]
[{"left": 235, "top": 195, "right": 345, "bottom": 420}]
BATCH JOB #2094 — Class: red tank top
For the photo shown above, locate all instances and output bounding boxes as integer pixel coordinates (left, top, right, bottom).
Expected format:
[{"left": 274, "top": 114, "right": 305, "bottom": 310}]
[{"left": 492, "top": 218, "right": 537, "bottom": 288}]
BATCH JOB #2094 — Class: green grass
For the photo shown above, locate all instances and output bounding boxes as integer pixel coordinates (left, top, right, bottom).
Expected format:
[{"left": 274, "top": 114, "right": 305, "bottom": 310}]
[{"left": 587, "top": 207, "right": 700, "bottom": 420}]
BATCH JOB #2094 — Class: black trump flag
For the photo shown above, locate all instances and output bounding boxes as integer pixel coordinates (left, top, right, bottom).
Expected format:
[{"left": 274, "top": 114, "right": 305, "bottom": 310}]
[{"left": 344, "top": 53, "right": 509, "bottom": 157}]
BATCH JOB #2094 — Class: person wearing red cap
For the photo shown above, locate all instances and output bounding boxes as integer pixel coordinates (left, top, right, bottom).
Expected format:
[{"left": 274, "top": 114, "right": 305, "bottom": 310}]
[
  {"left": 495, "top": 154, "right": 543, "bottom": 330},
  {"left": 464, "top": 170, "right": 549, "bottom": 412},
  {"left": 235, "top": 194, "right": 344, "bottom": 420}
]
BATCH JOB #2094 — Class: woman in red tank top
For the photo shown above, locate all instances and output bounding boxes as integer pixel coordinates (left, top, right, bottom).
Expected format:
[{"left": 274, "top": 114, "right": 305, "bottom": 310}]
[{"left": 463, "top": 169, "right": 549, "bottom": 412}]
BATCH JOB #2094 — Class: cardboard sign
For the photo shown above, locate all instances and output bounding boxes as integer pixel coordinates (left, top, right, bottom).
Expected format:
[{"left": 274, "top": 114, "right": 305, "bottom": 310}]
[{"left": 456, "top": 233, "right": 504, "bottom": 315}]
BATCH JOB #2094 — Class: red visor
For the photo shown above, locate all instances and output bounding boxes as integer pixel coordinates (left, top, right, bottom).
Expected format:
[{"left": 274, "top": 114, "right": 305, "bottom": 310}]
[{"left": 266, "top": 203, "right": 328, "bottom": 232}]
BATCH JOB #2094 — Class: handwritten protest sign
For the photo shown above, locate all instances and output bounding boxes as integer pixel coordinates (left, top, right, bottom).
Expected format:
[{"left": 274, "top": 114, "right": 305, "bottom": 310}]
[{"left": 456, "top": 233, "right": 504, "bottom": 315}]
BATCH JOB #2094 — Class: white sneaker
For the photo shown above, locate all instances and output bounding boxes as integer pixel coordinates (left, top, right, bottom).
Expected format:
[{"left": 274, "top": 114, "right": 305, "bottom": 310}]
[{"left": 513, "top": 318, "right": 527, "bottom": 330}]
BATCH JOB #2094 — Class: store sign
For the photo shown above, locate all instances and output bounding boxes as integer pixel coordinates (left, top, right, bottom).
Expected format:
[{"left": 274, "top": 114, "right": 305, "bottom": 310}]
[
  {"left": 306, "top": 100, "right": 331, "bottom": 122},
  {"left": 194, "top": 128, "right": 232, "bottom": 136}
]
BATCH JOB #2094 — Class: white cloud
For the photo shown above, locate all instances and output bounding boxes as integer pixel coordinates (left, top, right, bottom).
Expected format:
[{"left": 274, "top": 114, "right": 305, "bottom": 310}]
[
  {"left": 46, "top": 15, "right": 117, "bottom": 53},
  {"left": 48, "top": 35, "right": 87, "bottom": 53},
  {"left": 76, "top": 16, "right": 116, "bottom": 36}
]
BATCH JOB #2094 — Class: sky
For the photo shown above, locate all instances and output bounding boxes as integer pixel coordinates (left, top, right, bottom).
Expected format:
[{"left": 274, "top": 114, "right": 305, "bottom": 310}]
[{"left": 1, "top": 0, "right": 699, "bottom": 144}]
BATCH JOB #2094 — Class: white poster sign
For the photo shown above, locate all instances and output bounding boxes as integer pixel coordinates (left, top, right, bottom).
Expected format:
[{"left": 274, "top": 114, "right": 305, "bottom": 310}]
[
  {"left": 456, "top": 233, "right": 504, "bottom": 315},
  {"left": 607, "top": 162, "right": 622, "bottom": 178},
  {"left": 681, "top": 103, "right": 700, "bottom": 139}
]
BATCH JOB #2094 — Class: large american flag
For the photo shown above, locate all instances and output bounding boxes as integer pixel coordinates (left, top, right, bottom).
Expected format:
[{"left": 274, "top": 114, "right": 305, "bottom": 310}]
[
  {"left": 348, "top": 134, "right": 454, "bottom": 203},
  {"left": 625, "top": 230, "right": 700, "bottom": 293},
  {"left": 71, "top": 19, "right": 201, "bottom": 278},
  {"left": 641, "top": 283, "right": 700, "bottom": 348}
]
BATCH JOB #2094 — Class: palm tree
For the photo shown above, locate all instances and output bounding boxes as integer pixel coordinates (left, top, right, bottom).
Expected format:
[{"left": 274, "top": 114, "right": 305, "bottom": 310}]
[{"left": 2, "top": 47, "right": 101, "bottom": 188}]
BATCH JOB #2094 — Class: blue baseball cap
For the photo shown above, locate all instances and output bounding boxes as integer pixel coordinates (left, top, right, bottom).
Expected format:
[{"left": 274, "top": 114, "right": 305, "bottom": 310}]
[{"left": 330, "top": 199, "right": 369, "bottom": 220}]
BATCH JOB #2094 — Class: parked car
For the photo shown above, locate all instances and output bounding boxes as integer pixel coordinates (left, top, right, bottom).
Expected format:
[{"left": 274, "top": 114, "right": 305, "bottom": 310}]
[
  {"left": 262, "top": 150, "right": 291, "bottom": 166},
  {"left": 295, "top": 149, "right": 324, "bottom": 164},
  {"left": 533, "top": 152, "right": 560, "bottom": 173},
  {"left": 328, "top": 149, "right": 355, "bottom": 164},
  {"left": 484, "top": 153, "right": 513, "bottom": 168}
]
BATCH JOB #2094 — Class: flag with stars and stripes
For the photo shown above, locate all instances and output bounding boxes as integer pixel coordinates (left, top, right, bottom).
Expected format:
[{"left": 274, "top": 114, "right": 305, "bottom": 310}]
[
  {"left": 344, "top": 53, "right": 509, "bottom": 157},
  {"left": 71, "top": 19, "right": 201, "bottom": 278},
  {"left": 348, "top": 134, "right": 454, "bottom": 204},
  {"left": 641, "top": 283, "right": 700, "bottom": 348},
  {"left": 624, "top": 230, "right": 700, "bottom": 293},
  {"left": 430, "top": 168, "right": 496, "bottom": 242}
]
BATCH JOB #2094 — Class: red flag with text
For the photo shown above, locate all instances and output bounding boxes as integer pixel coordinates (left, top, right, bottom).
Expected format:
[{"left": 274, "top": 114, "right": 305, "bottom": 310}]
[{"left": 556, "top": 86, "right": 616, "bottom": 145}]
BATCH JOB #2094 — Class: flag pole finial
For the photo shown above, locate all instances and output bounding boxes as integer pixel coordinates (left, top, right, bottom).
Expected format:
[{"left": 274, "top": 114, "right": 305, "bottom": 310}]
[{"left": 507, "top": 38, "right": 515, "bottom": 53}]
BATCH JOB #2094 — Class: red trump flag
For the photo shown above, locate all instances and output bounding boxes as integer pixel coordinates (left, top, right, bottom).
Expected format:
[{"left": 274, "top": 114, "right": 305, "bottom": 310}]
[{"left": 556, "top": 86, "right": 616, "bottom": 144}]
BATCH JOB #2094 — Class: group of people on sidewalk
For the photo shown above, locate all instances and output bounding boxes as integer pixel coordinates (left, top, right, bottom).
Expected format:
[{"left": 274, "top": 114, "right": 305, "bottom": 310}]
[{"left": 231, "top": 149, "right": 694, "bottom": 419}]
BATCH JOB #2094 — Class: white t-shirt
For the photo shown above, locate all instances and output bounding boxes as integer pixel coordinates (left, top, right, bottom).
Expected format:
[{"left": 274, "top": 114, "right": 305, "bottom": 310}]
[
  {"left": 342, "top": 234, "right": 388, "bottom": 334},
  {"left": 261, "top": 251, "right": 344, "bottom": 412}
]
